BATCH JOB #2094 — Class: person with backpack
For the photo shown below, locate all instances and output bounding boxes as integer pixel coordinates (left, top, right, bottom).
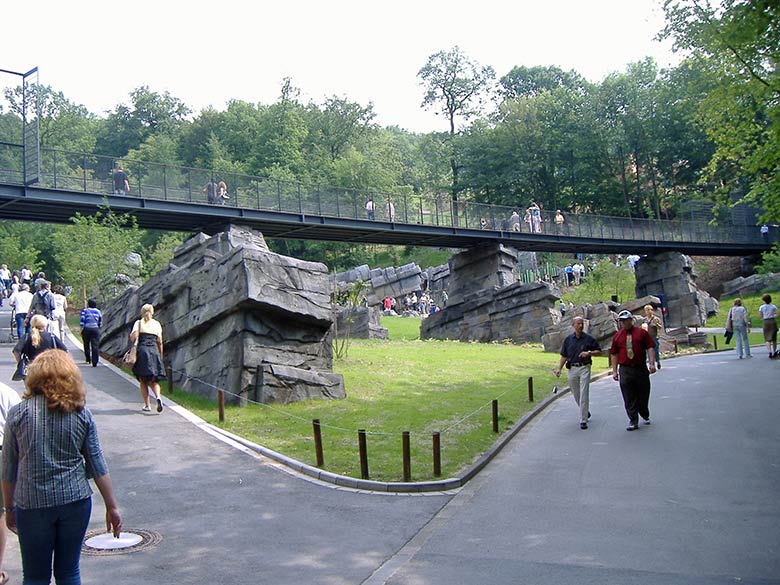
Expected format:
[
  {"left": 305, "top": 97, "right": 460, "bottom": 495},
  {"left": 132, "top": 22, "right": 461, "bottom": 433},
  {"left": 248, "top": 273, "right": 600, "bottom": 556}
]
[{"left": 24, "top": 281, "right": 55, "bottom": 335}]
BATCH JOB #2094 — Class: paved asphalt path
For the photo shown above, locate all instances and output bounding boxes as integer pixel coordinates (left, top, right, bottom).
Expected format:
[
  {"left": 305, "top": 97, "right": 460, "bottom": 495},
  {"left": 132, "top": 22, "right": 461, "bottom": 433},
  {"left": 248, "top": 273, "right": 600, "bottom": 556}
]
[{"left": 1, "top": 304, "right": 779, "bottom": 584}]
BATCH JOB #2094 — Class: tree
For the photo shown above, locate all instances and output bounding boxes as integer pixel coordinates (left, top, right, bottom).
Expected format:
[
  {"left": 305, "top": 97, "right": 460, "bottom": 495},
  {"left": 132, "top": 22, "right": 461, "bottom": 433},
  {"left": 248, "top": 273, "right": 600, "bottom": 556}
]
[
  {"left": 661, "top": 0, "right": 780, "bottom": 221},
  {"left": 418, "top": 47, "right": 495, "bottom": 221},
  {"left": 52, "top": 206, "right": 143, "bottom": 305},
  {"left": 499, "top": 65, "right": 588, "bottom": 100}
]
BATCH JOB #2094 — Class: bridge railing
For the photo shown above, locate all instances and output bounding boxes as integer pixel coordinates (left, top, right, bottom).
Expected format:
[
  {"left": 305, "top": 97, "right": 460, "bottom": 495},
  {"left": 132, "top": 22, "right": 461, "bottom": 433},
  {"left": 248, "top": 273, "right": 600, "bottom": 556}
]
[{"left": 0, "top": 142, "right": 775, "bottom": 246}]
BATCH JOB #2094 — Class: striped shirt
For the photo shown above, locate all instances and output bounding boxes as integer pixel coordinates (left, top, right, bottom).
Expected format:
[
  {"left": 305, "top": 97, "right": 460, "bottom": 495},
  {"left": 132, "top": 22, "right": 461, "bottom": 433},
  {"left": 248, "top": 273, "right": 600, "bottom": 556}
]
[
  {"left": 1, "top": 394, "right": 108, "bottom": 509},
  {"left": 80, "top": 307, "right": 103, "bottom": 329}
]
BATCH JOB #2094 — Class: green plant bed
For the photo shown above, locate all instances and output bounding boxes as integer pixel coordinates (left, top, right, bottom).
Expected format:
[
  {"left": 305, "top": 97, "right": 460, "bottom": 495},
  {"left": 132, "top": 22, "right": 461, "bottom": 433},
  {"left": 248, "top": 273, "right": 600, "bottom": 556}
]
[{"left": 172, "top": 337, "right": 595, "bottom": 482}]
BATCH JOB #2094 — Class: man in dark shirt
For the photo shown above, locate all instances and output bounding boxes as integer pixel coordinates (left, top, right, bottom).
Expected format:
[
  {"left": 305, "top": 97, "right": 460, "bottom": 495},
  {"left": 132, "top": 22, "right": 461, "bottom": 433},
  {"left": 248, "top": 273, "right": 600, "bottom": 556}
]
[
  {"left": 554, "top": 316, "right": 602, "bottom": 429},
  {"left": 113, "top": 164, "right": 129, "bottom": 195},
  {"left": 610, "top": 310, "right": 656, "bottom": 431}
]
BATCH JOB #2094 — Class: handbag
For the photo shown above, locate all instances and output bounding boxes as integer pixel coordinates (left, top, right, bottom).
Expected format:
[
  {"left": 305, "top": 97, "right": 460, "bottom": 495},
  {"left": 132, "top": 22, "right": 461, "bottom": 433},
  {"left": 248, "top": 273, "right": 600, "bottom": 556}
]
[
  {"left": 122, "top": 345, "right": 137, "bottom": 366},
  {"left": 12, "top": 356, "right": 28, "bottom": 381}
]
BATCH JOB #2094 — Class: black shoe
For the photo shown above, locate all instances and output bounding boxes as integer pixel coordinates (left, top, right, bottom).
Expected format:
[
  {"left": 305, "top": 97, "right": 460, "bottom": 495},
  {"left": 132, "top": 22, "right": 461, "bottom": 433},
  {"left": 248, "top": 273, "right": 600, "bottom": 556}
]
[
  {"left": 156, "top": 398, "right": 163, "bottom": 413},
  {"left": 588, "top": 411, "right": 591, "bottom": 419},
  {"left": 626, "top": 422, "right": 639, "bottom": 431},
  {"left": 580, "top": 422, "right": 588, "bottom": 430}
]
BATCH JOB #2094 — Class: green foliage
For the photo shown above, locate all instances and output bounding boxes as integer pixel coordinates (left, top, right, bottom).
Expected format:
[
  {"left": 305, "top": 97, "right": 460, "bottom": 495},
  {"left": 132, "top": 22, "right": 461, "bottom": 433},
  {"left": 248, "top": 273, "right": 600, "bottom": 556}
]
[
  {"left": 51, "top": 205, "right": 142, "bottom": 305},
  {"left": 563, "top": 260, "right": 636, "bottom": 305},
  {"left": 0, "top": 225, "right": 41, "bottom": 274},
  {"left": 756, "top": 244, "right": 780, "bottom": 274},
  {"left": 144, "top": 232, "right": 188, "bottom": 277}
]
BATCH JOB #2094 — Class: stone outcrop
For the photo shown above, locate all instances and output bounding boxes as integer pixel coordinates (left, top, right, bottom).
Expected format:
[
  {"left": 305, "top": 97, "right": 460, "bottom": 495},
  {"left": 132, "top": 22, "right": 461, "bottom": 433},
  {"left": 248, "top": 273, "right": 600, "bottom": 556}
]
[
  {"left": 334, "top": 306, "right": 387, "bottom": 339},
  {"left": 100, "top": 225, "right": 345, "bottom": 405},
  {"left": 635, "top": 252, "right": 719, "bottom": 327},
  {"left": 420, "top": 244, "right": 559, "bottom": 343},
  {"left": 330, "top": 263, "right": 422, "bottom": 308},
  {"left": 721, "top": 272, "right": 780, "bottom": 298},
  {"left": 542, "top": 301, "right": 620, "bottom": 353}
]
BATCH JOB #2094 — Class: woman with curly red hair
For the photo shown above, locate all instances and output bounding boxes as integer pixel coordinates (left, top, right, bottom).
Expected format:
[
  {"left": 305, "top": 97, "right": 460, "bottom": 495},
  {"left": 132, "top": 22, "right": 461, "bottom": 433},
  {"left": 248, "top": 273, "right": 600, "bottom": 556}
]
[{"left": 1, "top": 350, "right": 122, "bottom": 584}]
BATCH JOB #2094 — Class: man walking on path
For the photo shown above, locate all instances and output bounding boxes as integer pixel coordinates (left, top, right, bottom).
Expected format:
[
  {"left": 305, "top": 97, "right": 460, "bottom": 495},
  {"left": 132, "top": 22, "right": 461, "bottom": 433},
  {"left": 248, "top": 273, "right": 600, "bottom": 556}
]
[
  {"left": 554, "top": 316, "right": 602, "bottom": 429},
  {"left": 610, "top": 310, "right": 656, "bottom": 431}
]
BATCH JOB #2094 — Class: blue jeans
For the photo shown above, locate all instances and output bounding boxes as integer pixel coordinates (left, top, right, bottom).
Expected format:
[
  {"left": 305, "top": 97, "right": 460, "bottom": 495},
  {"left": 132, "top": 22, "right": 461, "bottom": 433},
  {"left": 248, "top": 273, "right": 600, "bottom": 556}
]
[
  {"left": 15, "top": 312, "right": 27, "bottom": 339},
  {"left": 16, "top": 497, "right": 92, "bottom": 585},
  {"left": 733, "top": 325, "right": 751, "bottom": 357}
]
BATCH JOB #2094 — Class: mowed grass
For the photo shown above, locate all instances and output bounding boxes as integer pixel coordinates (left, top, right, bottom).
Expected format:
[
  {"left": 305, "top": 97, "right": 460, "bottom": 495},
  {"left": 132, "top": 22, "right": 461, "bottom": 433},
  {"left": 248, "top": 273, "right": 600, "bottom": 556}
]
[
  {"left": 714, "top": 291, "right": 779, "bottom": 349},
  {"left": 173, "top": 316, "right": 601, "bottom": 482}
]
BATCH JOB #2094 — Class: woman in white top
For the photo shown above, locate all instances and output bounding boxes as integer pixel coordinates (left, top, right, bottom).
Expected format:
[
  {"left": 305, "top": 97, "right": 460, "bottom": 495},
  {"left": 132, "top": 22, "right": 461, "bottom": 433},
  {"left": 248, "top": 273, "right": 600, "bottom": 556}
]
[
  {"left": 51, "top": 285, "right": 68, "bottom": 339},
  {"left": 757, "top": 293, "right": 778, "bottom": 358},
  {"left": 728, "top": 298, "right": 751, "bottom": 359},
  {"left": 129, "top": 304, "right": 166, "bottom": 412}
]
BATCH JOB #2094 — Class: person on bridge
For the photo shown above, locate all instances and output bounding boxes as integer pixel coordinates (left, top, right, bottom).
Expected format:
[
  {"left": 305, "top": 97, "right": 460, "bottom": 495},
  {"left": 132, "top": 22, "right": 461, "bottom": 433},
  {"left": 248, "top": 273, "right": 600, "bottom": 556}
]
[
  {"left": 113, "top": 164, "right": 130, "bottom": 195},
  {"left": 203, "top": 178, "right": 218, "bottom": 204},
  {"left": 2, "top": 350, "right": 122, "bottom": 585},
  {"left": 130, "top": 304, "right": 166, "bottom": 413},
  {"left": 610, "top": 310, "right": 656, "bottom": 431},
  {"left": 554, "top": 316, "right": 602, "bottom": 430},
  {"left": 218, "top": 180, "right": 229, "bottom": 204},
  {"left": 757, "top": 294, "right": 778, "bottom": 358},
  {"left": 385, "top": 198, "right": 395, "bottom": 222},
  {"left": 365, "top": 198, "right": 375, "bottom": 220}
]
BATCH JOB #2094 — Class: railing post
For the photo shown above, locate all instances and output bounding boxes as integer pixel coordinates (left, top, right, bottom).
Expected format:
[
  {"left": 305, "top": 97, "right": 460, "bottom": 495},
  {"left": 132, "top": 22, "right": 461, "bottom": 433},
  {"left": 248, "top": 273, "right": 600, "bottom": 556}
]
[
  {"left": 297, "top": 183, "right": 303, "bottom": 215},
  {"left": 335, "top": 189, "right": 340, "bottom": 217},
  {"left": 432, "top": 432, "right": 441, "bottom": 477},
  {"left": 83, "top": 155, "right": 87, "bottom": 192},
  {"left": 163, "top": 166, "right": 168, "bottom": 200},
  {"left": 277, "top": 180, "right": 282, "bottom": 211},
  {"left": 137, "top": 167, "right": 142, "bottom": 197},
  {"left": 313, "top": 419, "right": 324, "bottom": 467},
  {"left": 403, "top": 192, "right": 408, "bottom": 223},
  {"left": 402, "top": 431, "right": 411, "bottom": 482},
  {"left": 53, "top": 150, "right": 58, "bottom": 188},
  {"left": 187, "top": 169, "right": 192, "bottom": 202},
  {"left": 492, "top": 399, "right": 499, "bottom": 433},
  {"left": 256, "top": 180, "right": 261, "bottom": 209},
  {"left": 358, "top": 429, "right": 369, "bottom": 479},
  {"left": 317, "top": 184, "right": 322, "bottom": 216},
  {"left": 218, "top": 389, "right": 225, "bottom": 423},
  {"left": 527, "top": 376, "right": 534, "bottom": 402}
]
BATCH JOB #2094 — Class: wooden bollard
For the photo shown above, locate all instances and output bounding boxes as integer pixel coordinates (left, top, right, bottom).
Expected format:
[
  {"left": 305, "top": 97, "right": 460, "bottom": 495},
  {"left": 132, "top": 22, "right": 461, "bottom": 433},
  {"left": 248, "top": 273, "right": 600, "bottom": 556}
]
[
  {"left": 402, "top": 431, "right": 411, "bottom": 482},
  {"left": 218, "top": 389, "right": 225, "bottom": 423},
  {"left": 674, "top": 339, "right": 678, "bottom": 354},
  {"left": 358, "top": 429, "right": 369, "bottom": 480},
  {"left": 492, "top": 399, "right": 499, "bottom": 433},
  {"left": 527, "top": 376, "right": 534, "bottom": 402},
  {"left": 713, "top": 334, "right": 718, "bottom": 351},
  {"left": 313, "top": 419, "right": 324, "bottom": 467},
  {"left": 432, "top": 432, "right": 441, "bottom": 477},
  {"left": 166, "top": 367, "right": 173, "bottom": 394}
]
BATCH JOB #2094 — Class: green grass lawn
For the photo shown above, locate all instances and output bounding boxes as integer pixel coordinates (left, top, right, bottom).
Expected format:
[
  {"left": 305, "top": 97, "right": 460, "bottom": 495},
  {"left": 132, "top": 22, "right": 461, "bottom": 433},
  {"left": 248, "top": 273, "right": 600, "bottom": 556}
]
[
  {"left": 713, "top": 290, "right": 779, "bottom": 349},
  {"left": 169, "top": 316, "right": 605, "bottom": 482}
]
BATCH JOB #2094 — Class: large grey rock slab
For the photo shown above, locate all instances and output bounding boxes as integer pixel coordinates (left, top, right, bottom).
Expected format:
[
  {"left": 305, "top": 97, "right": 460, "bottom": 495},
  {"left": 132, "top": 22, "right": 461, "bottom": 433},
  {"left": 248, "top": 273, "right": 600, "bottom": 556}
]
[
  {"left": 722, "top": 272, "right": 780, "bottom": 298},
  {"left": 335, "top": 305, "right": 388, "bottom": 339},
  {"left": 101, "top": 225, "right": 344, "bottom": 405},
  {"left": 331, "top": 263, "right": 423, "bottom": 307},
  {"left": 635, "top": 252, "right": 719, "bottom": 327},
  {"left": 421, "top": 245, "right": 559, "bottom": 344}
]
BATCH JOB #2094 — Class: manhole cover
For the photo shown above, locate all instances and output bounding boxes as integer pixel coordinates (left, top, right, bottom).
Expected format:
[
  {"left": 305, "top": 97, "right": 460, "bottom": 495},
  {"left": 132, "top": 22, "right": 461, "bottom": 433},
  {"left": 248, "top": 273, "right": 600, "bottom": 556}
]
[{"left": 82, "top": 528, "right": 162, "bottom": 556}]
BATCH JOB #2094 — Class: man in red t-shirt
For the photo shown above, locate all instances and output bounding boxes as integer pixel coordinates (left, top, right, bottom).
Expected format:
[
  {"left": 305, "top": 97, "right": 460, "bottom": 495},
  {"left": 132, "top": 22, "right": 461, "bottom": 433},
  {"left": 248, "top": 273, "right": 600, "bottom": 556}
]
[{"left": 610, "top": 310, "right": 656, "bottom": 431}]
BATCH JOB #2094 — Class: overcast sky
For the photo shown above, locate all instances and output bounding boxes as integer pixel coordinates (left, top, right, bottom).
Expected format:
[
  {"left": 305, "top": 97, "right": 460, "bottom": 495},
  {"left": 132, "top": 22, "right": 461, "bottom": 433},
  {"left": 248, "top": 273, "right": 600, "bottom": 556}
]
[{"left": 2, "top": 0, "right": 678, "bottom": 133}]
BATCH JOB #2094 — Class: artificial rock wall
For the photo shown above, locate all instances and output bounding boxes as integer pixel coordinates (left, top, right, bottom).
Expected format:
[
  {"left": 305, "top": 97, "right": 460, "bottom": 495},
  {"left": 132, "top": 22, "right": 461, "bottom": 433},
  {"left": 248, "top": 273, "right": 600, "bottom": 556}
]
[
  {"left": 635, "top": 252, "right": 719, "bottom": 327},
  {"left": 101, "top": 225, "right": 345, "bottom": 405},
  {"left": 420, "top": 244, "right": 559, "bottom": 343}
]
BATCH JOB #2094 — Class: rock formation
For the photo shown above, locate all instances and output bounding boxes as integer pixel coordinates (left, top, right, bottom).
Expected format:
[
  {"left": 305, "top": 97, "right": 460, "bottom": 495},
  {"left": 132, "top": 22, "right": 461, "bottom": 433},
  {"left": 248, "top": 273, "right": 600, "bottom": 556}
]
[
  {"left": 721, "top": 272, "right": 780, "bottom": 298},
  {"left": 100, "top": 225, "right": 345, "bottom": 405},
  {"left": 330, "top": 263, "right": 422, "bottom": 308},
  {"left": 635, "top": 252, "right": 719, "bottom": 327},
  {"left": 420, "top": 244, "right": 559, "bottom": 343},
  {"left": 334, "top": 305, "right": 387, "bottom": 339}
]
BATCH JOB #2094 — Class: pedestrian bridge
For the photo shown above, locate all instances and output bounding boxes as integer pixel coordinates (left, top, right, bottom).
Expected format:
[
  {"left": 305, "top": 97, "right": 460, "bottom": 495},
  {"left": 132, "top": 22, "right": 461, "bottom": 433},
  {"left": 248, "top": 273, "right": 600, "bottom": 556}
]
[{"left": 0, "top": 142, "right": 774, "bottom": 255}]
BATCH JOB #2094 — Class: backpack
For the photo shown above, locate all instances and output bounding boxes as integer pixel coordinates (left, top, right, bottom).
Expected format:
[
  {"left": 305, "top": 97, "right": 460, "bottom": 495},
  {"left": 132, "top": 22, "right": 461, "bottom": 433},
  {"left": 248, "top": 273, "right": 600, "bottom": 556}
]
[{"left": 29, "top": 290, "right": 55, "bottom": 319}]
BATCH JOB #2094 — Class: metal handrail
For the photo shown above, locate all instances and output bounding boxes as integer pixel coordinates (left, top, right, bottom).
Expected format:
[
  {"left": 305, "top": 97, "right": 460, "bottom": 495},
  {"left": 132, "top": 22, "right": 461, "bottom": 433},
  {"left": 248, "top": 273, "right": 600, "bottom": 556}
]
[{"left": 0, "top": 142, "right": 776, "bottom": 246}]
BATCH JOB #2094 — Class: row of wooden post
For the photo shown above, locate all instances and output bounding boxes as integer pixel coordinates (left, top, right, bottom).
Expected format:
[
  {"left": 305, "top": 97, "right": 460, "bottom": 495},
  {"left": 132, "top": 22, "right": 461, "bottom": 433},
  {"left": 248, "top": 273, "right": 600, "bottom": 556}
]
[
  {"left": 211, "top": 377, "right": 536, "bottom": 481},
  {"left": 306, "top": 376, "right": 536, "bottom": 482}
]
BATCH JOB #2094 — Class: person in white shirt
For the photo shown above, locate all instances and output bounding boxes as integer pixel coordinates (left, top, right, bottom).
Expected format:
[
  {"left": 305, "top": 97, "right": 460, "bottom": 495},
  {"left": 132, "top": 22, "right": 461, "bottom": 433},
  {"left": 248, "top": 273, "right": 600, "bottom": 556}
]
[
  {"left": 51, "top": 285, "right": 68, "bottom": 339},
  {"left": 9, "top": 284, "right": 33, "bottom": 339},
  {"left": 0, "top": 265, "right": 10, "bottom": 299},
  {"left": 757, "top": 293, "right": 778, "bottom": 358},
  {"left": 727, "top": 298, "right": 751, "bottom": 359}
]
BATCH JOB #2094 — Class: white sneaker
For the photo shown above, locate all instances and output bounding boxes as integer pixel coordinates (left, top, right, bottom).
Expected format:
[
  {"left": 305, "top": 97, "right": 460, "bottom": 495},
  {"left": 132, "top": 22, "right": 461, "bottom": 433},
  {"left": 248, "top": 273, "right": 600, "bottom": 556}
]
[{"left": 142, "top": 405, "right": 151, "bottom": 412}]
